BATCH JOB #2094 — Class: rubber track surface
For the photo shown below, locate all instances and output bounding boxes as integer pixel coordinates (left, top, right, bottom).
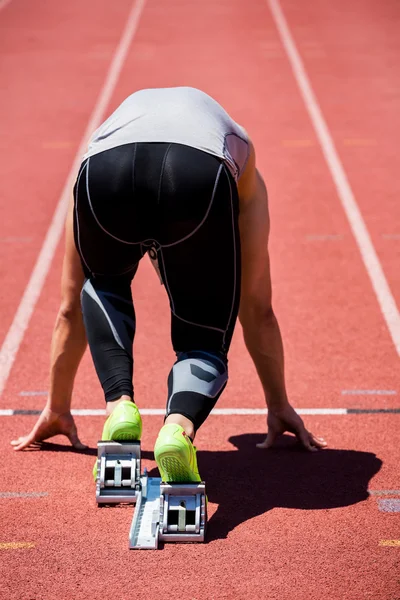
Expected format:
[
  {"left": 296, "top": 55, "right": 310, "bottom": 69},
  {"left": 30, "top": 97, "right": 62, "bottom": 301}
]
[{"left": 0, "top": 0, "right": 399, "bottom": 598}]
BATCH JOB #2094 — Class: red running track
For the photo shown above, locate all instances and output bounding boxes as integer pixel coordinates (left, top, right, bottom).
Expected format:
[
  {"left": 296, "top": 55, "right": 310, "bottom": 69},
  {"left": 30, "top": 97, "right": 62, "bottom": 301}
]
[{"left": 0, "top": 0, "right": 399, "bottom": 598}]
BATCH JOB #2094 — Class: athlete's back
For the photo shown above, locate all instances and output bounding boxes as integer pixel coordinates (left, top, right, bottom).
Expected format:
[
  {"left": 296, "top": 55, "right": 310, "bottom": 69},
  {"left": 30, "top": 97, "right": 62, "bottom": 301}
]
[{"left": 84, "top": 87, "right": 249, "bottom": 181}]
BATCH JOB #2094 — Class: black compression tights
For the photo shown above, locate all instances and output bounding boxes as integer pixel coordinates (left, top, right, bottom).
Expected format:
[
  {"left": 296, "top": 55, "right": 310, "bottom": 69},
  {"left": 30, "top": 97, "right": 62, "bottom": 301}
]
[{"left": 76, "top": 142, "right": 241, "bottom": 431}]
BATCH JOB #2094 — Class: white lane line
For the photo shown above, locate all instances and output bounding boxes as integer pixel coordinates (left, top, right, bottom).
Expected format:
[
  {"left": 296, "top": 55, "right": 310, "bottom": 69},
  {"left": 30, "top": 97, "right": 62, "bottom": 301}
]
[
  {"left": 213, "top": 407, "right": 348, "bottom": 415},
  {"left": 0, "top": 407, "right": 349, "bottom": 416},
  {"left": 267, "top": 0, "right": 400, "bottom": 357},
  {"left": 369, "top": 490, "right": 400, "bottom": 496},
  {"left": 0, "top": 492, "right": 48, "bottom": 498},
  {"left": 342, "top": 390, "right": 396, "bottom": 395},
  {"left": 72, "top": 409, "right": 106, "bottom": 416},
  {"left": 296, "top": 408, "right": 347, "bottom": 415},
  {"left": 2, "top": 407, "right": 399, "bottom": 416},
  {"left": 0, "top": 0, "right": 147, "bottom": 397},
  {"left": 18, "top": 388, "right": 397, "bottom": 399},
  {"left": 377, "top": 499, "right": 400, "bottom": 513}
]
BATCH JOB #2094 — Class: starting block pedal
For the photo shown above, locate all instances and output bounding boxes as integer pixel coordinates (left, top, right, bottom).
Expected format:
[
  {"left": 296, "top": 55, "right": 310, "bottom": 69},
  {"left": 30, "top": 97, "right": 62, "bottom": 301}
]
[
  {"left": 159, "top": 482, "right": 207, "bottom": 543},
  {"left": 95, "top": 441, "right": 141, "bottom": 504},
  {"left": 129, "top": 474, "right": 207, "bottom": 549}
]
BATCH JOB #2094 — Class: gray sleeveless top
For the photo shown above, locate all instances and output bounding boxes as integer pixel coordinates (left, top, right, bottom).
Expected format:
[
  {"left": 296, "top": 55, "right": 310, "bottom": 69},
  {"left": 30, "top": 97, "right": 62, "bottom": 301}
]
[{"left": 83, "top": 87, "right": 249, "bottom": 181}]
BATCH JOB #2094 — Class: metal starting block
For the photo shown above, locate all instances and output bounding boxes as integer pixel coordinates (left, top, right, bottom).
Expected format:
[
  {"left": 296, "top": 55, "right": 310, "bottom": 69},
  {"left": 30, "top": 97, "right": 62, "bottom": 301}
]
[
  {"left": 129, "top": 474, "right": 207, "bottom": 549},
  {"left": 95, "top": 441, "right": 141, "bottom": 504},
  {"left": 95, "top": 441, "right": 207, "bottom": 548},
  {"left": 159, "top": 481, "right": 207, "bottom": 543}
]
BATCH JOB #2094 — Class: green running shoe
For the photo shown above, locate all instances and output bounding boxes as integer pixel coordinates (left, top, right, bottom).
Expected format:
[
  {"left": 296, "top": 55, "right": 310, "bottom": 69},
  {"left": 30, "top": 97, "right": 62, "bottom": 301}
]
[
  {"left": 93, "top": 400, "right": 142, "bottom": 481},
  {"left": 154, "top": 423, "right": 201, "bottom": 483}
]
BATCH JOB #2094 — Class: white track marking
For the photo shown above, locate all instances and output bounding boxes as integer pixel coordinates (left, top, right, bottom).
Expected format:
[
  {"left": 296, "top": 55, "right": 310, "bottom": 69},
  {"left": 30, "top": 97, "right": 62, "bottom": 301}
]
[
  {"left": 268, "top": 0, "right": 400, "bottom": 357},
  {"left": 377, "top": 499, "right": 400, "bottom": 513},
  {"left": 71, "top": 409, "right": 105, "bottom": 416},
  {"left": 0, "top": 407, "right": 349, "bottom": 416},
  {"left": 294, "top": 408, "right": 347, "bottom": 415},
  {"left": 0, "top": 492, "right": 48, "bottom": 498},
  {"left": 342, "top": 390, "right": 396, "bottom": 395},
  {"left": 211, "top": 407, "right": 347, "bottom": 415},
  {"left": 0, "top": 0, "right": 146, "bottom": 397},
  {"left": 369, "top": 490, "right": 400, "bottom": 496}
]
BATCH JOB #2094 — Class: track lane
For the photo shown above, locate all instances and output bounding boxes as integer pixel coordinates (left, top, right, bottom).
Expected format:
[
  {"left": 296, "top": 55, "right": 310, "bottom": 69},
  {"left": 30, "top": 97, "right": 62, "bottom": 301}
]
[
  {"left": 3, "top": 0, "right": 399, "bottom": 411},
  {"left": 1, "top": 414, "right": 399, "bottom": 599},
  {"left": 0, "top": 2, "right": 138, "bottom": 360},
  {"left": 0, "top": 0, "right": 399, "bottom": 598},
  {"left": 277, "top": 0, "right": 400, "bottom": 314}
]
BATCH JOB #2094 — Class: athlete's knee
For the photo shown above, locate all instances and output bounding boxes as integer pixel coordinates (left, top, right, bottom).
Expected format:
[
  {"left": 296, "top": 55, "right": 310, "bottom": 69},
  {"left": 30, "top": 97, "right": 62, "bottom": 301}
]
[{"left": 165, "top": 350, "right": 228, "bottom": 431}]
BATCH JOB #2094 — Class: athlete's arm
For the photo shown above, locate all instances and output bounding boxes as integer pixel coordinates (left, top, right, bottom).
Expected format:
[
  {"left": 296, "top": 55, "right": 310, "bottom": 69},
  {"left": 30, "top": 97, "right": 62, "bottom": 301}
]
[
  {"left": 11, "top": 194, "right": 87, "bottom": 450},
  {"left": 238, "top": 141, "right": 326, "bottom": 451},
  {"left": 48, "top": 193, "right": 87, "bottom": 411}
]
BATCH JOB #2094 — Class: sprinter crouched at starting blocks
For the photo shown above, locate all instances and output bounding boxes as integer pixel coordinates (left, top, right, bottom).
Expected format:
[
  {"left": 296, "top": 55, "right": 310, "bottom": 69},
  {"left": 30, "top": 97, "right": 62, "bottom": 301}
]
[{"left": 12, "top": 87, "right": 326, "bottom": 473}]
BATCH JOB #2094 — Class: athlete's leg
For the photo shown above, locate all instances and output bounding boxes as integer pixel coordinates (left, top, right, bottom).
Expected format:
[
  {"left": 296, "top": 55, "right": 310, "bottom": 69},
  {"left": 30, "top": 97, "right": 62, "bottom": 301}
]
[
  {"left": 80, "top": 274, "right": 143, "bottom": 450},
  {"left": 73, "top": 146, "right": 145, "bottom": 430},
  {"left": 153, "top": 144, "right": 241, "bottom": 481},
  {"left": 164, "top": 351, "right": 229, "bottom": 438},
  {"left": 80, "top": 274, "right": 137, "bottom": 405},
  {"left": 159, "top": 147, "right": 240, "bottom": 435}
]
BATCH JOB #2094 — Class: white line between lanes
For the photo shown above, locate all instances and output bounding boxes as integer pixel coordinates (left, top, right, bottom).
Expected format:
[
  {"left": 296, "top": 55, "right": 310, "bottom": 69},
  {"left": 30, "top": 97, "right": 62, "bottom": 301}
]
[
  {"left": 0, "top": 0, "right": 147, "bottom": 397},
  {"left": 267, "top": 0, "right": 400, "bottom": 357},
  {"left": 0, "top": 408, "right": 348, "bottom": 416}
]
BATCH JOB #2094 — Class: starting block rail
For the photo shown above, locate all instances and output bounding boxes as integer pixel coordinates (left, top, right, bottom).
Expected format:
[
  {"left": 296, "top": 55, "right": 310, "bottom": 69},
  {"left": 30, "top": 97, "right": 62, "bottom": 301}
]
[{"left": 96, "top": 441, "right": 207, "bottom": 549}]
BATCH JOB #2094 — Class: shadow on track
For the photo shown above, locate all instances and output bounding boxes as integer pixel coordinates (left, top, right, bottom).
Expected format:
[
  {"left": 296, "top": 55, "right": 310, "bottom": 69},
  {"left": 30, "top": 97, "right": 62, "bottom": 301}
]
[
  {"left": 146, "top": 433, "right": 382, "bottom": 541},
  {"left": 31, "top": 435, "right": 382, "bottom": 541},
  {"left": 19, "top": 441, "right": 98, "bottom": 456}
]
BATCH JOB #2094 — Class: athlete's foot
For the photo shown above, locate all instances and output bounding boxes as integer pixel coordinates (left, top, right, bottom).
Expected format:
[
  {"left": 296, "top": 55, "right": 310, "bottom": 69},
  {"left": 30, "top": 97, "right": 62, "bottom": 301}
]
[
  {"left": 106, "top": 395, "right": 133, "bottom": 416},
  {"left": 101, "top": 399, "right": 142, "bottom": 441},
  {"left": 93, "top": 399, "right": 142, "bottom": 480},
  {"left": 154, "top": 423, "right": 201, "bottom": 483},
  {"left": 164, "top": 414, "right": 195, "bottom": 440}
]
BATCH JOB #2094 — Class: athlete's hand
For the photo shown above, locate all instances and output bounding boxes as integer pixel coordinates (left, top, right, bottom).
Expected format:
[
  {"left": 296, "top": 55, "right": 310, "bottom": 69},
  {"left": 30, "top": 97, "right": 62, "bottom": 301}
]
[
  {"left": 10, "top": 407, "right": 86, "bottom": 451},
  {"left": 257, "top": 403, "right": 327, "bottom": 451}
]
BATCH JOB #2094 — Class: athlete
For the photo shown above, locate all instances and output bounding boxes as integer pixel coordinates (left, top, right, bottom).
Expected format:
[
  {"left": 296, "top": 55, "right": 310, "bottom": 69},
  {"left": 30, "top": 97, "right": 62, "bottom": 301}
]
[{"left": 11, "top": 87, "right": 326, "bottom": 480}]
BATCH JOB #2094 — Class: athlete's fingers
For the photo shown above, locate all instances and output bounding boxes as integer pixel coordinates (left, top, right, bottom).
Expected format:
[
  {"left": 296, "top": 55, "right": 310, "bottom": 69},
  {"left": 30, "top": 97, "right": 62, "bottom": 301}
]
[
  {"left": 256, "top": 429, "right": 278, "bottom": 449},
  {"left": 11, "top": 435, "right": 34, "bottom": 451},
  {"left": 296, "top": 427, "right": 318, "bottom": 452},
  {"left": 67, "top": 429, "right": 87, "bottom": 450},
  {"left": 309, "top": 433, "right": 327, "bottom": 449},
  {"left": 256, "top": 436, "right": 269, "bottom": 449}
]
